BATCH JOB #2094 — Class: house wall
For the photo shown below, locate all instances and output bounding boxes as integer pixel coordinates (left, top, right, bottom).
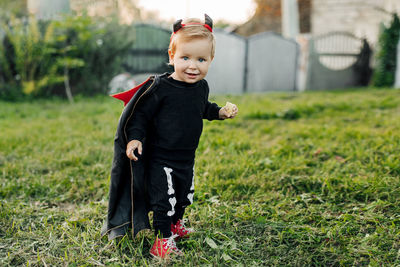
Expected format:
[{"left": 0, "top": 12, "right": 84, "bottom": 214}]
[
  {"left": 28, "top": 0, "right": 139, "bottom": 24},
  {"left": 27, "top": 0, "right": 70, "bottom": 19},
  {"left": 312, "top": 0, "right": 400, "bottom": 46}
]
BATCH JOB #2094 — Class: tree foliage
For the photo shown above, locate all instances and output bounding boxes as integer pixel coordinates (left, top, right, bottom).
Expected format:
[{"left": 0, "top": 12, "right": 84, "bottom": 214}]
[
  {"left": 235, "top": 0, "right": 311, "bottom": 37},
  {"left": 253, "top": 0, "right": 281, "bottom": 17},
  {"left": 372, "top": 13, "right": 400, "bottom": 87}
]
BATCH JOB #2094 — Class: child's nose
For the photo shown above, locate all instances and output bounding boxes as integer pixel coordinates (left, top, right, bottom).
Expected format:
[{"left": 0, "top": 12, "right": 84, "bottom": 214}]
[{"left": 188, "top": 60, "right": 197, "bottom": 69}]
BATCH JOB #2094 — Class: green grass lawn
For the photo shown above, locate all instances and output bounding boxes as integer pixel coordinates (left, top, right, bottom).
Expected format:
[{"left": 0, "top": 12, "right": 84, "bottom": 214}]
[{"left": 1, "top": 88, "right": 400, "bottom": 266}]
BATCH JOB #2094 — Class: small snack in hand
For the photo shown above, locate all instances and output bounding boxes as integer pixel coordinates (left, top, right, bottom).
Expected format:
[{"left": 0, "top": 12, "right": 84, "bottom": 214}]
[{"left": 224, "top": 102, "right": 235, "bottom": 117}]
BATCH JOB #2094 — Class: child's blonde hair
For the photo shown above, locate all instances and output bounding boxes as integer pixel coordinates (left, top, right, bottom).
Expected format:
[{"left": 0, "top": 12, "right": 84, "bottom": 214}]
[{"left": 168, "top": 17, "right": 216, "bottom": 63}]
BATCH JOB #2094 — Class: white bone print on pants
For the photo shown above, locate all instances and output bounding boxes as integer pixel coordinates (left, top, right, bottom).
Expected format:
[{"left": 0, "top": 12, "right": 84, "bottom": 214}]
[
  {"left": 187, "top": 166, "right": 195, "bottom": 204},
  {"left": 163, "top": 167, "right": 176, "bottom": 216}
]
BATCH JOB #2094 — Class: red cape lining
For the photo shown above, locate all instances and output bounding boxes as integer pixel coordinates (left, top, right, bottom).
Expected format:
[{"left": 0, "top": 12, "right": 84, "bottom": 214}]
[{"left": 110, "top": 77, "right": 151, "bottom": 106}]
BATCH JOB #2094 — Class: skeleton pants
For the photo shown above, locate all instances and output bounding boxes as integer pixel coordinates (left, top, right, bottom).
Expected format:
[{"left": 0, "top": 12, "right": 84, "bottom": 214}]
[{"left": 147, "top": 158, "right": 195, "bottom": 237}]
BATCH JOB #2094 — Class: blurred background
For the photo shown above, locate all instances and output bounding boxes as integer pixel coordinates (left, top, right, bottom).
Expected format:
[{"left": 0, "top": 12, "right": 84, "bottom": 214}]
[{"left": 0, "top": 0, "right": 399, "bottom": 101}]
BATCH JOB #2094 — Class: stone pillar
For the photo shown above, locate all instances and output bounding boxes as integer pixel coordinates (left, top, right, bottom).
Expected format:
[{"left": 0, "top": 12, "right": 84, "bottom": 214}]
[
  {"left": 296, "top": 34, "right": 310, "bottom": 91},
  {"left": 395, "top": 36, "right": 400, "bottom": 88},
  {"left": 282, "top": 0, "right": 300, "bottom": 39},
  {"left": 28, "top": 0, "right": 70, "bottom": 20}
]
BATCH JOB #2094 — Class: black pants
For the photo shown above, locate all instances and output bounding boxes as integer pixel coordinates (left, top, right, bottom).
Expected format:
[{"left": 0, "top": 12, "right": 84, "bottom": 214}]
[{"left": 147, "top": 158, "right": 195, "bottom": 238}]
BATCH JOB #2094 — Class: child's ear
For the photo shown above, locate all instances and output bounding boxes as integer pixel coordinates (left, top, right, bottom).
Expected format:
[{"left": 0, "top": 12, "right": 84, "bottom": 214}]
[{"left": 168, "top": 50, "right": 174, "bottom": 65}]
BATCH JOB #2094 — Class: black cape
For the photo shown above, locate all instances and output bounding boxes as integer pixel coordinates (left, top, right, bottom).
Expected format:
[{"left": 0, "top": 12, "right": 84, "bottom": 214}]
[{"left": 101, "top": 73, "right": 165, "bottom": 240}]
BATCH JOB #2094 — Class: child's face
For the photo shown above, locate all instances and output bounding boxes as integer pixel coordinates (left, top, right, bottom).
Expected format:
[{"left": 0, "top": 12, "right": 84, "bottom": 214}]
[{"left": 169, "top": 38, "right": 213, "bottom": 83}]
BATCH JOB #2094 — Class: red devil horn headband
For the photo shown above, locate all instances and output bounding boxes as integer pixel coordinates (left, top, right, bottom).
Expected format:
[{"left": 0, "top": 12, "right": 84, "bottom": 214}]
[{"left": 173, "top": 14, "right": 213, "bottom": 33}]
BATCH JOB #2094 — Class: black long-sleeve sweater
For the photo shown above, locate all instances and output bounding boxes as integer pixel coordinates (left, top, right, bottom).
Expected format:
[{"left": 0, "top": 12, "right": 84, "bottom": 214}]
[{"left": 126, "top": 75, "right": 221, "bottom": 161}]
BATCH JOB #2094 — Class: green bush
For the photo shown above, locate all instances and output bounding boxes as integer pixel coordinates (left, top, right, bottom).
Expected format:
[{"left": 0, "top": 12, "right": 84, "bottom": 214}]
[
  {"left": 0, "top": 17, "right": 63, "bottom": 99},
  {"left": 50, "top": 15, "right": 135, "bottom": 97},
  {"left": 0, "top": 0, "right": 27, "bottom": 19},
  {"left": 0, "top": 14, "right": 135, "bottom": 100},
  {"left": 372, "top": 13, "right": 400, "bottom": 87}
]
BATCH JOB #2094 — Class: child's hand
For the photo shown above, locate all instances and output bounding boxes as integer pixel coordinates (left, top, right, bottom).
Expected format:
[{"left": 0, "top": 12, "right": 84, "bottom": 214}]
[
  {"left": 219, "top": 102, "right": 238, "bottom": 119},
  {"left": 126, "top": 140, "right": 142, "bottom": 161}
]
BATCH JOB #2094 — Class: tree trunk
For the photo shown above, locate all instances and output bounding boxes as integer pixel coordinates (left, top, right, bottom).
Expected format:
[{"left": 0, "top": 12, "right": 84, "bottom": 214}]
[{"left": 64, "top": 66, "right": 74, "bottom": 103}]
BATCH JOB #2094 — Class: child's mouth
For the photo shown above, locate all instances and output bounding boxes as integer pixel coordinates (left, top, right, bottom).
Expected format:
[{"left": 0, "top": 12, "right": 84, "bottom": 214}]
[{"left": 185, "top": 72, "right": 198, "bottom": 79}]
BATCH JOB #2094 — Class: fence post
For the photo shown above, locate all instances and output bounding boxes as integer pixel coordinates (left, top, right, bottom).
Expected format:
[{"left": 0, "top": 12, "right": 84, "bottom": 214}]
[
  {"left": 296, "top": 34, "right": 310, "bottom": 92},
  {"left": 282, "top": 0, "right": 300, "bottom": 39},
  {"left": 243, "top": 38, "right": 249, "bottom": 93}
]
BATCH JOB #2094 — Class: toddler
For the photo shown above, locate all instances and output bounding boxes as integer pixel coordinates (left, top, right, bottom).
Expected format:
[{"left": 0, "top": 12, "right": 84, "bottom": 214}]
[{"left": 101, "top": 14, "right": 238, "bottom": 259}]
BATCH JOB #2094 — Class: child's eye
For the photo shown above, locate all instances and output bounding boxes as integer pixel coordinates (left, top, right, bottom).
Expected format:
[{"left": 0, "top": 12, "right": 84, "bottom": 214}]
[
  {"left": 199, "top": 58, "right": 206, "bottom": 62},
  {"left": 183, "top": 56, "right": 189, "bottom": 60}
]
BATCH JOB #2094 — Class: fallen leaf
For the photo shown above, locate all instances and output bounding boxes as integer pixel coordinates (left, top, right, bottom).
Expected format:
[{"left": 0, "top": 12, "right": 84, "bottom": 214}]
[{"left": 205, "top": 237, "right": 218, "bottom": 249}]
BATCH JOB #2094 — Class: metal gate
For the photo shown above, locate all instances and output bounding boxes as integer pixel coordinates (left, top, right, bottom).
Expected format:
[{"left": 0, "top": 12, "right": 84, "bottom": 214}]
[
  {"left": 123, "top": 24, "right": 172, "bottom": 74},
  {"left": 306, "top": 31, "right": 371, "bottom": 90}
]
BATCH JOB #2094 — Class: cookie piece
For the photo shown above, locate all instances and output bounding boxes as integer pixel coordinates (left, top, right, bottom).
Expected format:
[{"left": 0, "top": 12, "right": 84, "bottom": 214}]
[{"left": 225, "top": 102, "right": 235, "bottom": 117}]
